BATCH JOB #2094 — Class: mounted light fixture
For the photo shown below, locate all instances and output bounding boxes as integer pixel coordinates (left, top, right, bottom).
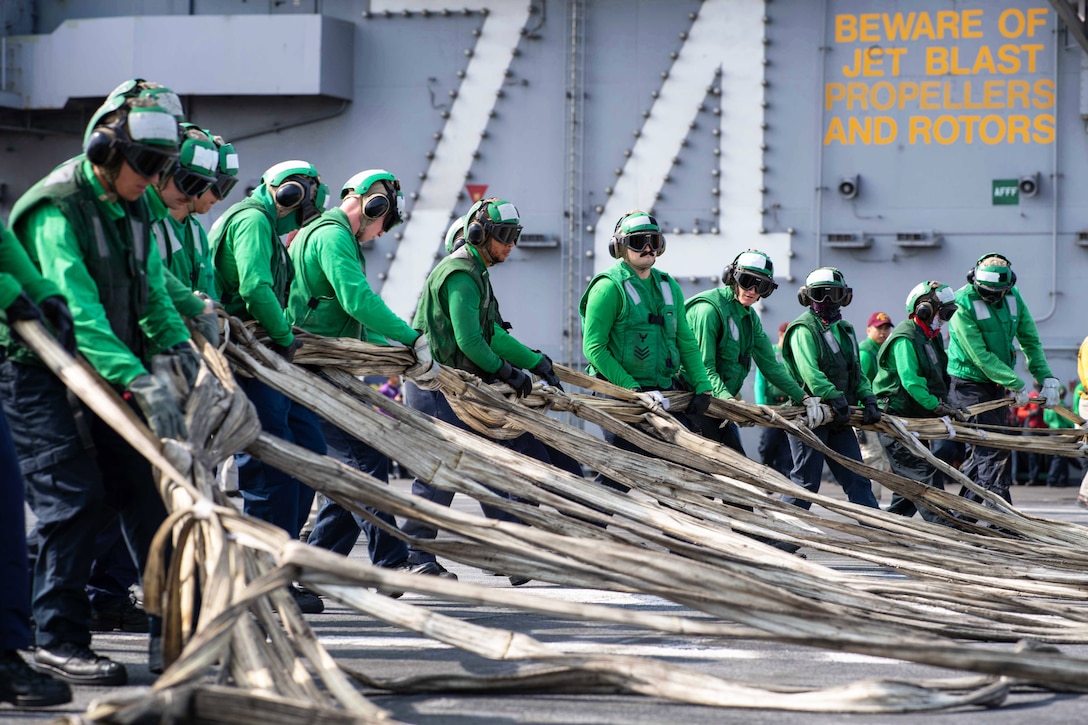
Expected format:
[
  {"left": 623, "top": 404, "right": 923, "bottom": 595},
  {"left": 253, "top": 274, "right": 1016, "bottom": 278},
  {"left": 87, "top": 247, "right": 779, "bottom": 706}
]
[
  {"left": 1019, "top": 173, "right": 1040, "bottom": 198},
  {"left": 837, "top": 174, "right": 859, "bottom": 200}
]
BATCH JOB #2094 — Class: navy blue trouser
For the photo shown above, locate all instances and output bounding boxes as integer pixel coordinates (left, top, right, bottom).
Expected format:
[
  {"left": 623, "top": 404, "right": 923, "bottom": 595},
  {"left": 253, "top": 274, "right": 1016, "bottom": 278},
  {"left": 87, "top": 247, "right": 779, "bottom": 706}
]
[
  {"left": 595, "top": 406, "right": 697, "bottom": 494},
  {"left": 0, "top": 404, "right": 31, "bottom": 651},
  {"left": 949, "top": 378, "right": 1013, "bottom": 506},
  {"left": 758, "top": 425, "right": 793, "bottom": 477},
  {"left": 306, "top": 418, "right": 410, "bottom": 567},
  {"left": 782, "top": 424, "right": 879, "bottom": 510},
  {"left": 0, "top": 361, "right": 167, "bottom": 649},
  {"left": 237, "top": 377, "right": 326, "bottom": 539},
  {"left": 86, "top": 513, "right": 140, "bottom": 609},
  {"left": 400, "top": 381, "right": 580, "bottom": 565},
  {"left": 878, "top": 432, "right": 948, "bottom": 524},
  {"left": 692, "top": 411, "right": 746, "bottom": 456}
]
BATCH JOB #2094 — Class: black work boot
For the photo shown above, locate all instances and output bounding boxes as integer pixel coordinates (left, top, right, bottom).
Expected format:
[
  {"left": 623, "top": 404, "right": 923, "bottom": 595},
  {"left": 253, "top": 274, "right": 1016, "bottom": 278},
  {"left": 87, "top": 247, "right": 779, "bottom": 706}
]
[
  {"left": 90, "top": 597, "right": 149, "bottom": 633},
  {"left": 33, "top": 642, "right": 127, "bottom": 686},
  {"left": 0, "top": 650, "right": 71, "bottom": 707}
]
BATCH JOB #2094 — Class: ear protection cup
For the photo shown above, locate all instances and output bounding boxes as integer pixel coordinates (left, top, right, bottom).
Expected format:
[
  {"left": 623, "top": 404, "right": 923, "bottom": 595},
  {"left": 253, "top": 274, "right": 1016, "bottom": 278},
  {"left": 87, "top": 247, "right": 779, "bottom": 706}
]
[
  {"left": 722, "top": 263, "right": 735, "bottom": 284},
  {"left": 915, "top": 299, "right": 935, "bottom": 324},
  {"left": 84, "top": 126, "right": 120, "bottom": 167},
  {"left": 361, "top": 188, "right": 391, "bottom": 221},
  {"left": 796, "top": 286, "right": 810, "bottom": 306},
  {"left": 912, "top": 281, "right": 940, "bottom": 323},
  {"left": 464, "top": 199, "right": 488, "bottom": 245},
  {"left": 608, "top": 233, "right": 624, "bottom": 259},
  {"left": 274, "top": 180, "right": 305, "bottom": 209}
]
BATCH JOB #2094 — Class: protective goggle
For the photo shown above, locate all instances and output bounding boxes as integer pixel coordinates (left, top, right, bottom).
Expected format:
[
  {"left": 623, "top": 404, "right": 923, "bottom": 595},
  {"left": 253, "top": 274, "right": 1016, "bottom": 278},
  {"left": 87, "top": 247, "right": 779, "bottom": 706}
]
[
  {"left": 977, "top": 286, "right": 1009, "bottom": 304},
  {"left": 484, "top": 220, "right": 522, "bottom": 246},
  {"left": 626, "top": 232, "right": 664, "bottom": 253},
  {"left": 808, "top": 285, "right": 850, "bottom": 304},
  {"left": 211, "top": 173, "right": 239, "bottom": 200},
  {"left": 122, "top": 143, "right": 179, "bottom": 181},
  {"left": 171, "top": 164, "right": 216, "bottom": 198},
  {"left": 734, "top": 271, "right": 776, "bottom": 297},
  {"left": 936, "top": 304, "right": 957, "bottom": 322}
]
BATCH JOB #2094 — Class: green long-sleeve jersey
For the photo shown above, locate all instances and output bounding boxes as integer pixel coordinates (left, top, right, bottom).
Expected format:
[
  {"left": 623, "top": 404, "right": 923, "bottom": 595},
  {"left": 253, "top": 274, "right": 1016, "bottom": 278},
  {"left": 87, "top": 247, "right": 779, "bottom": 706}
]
[
  {"left": 10, "top": 160, "right": 189, "bottom": 386},
  {"left": 287, "top": 208, "right": 417, "bottom": 346},
  {"left": 946, "top": 284, "right": 1051, "bottom": 390},
  {"left": 0, "top": 218, "right": 61, "bottom": 309}
]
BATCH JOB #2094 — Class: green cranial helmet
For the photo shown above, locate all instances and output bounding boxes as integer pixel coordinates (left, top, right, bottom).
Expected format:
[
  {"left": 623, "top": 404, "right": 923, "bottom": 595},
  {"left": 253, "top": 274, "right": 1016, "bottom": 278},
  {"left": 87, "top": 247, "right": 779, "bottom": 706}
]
[
  {"left": 906, "top": 280, "right": 957, "bottom": 324},
  {"left": 969, "top": 253, "right": 1016, "bottom": 301},
  {"left": 260, "top": 160, "right": 329, "bottom": 226},
  {"left": 165, "top": 123, "right": 219, "bottom": 198},
  {"left": 725, "top": 249, "right": 777, "bottom": 298},
  {"left": 83, "top": 96, "right": 179, "bottom": 180},
  {"left": 609, "top": 209, "right": 665, "bottom": 258},
  {"left": 85, "top": 79, "right": 184, "bottom": 145},
  {"left": 203, "top": 129, "right": 240, "bottom": 199},
  {"left": 799, "top": 266, "right": 853, "bottom": 307},
  {"left": 444, "top": 215, "right": 467, "bottom": 254},
  {"left": 463, "top": 198, "right": 522, "bottom": 246},
  {"left": 341, "top": 169, "right": 405, "bottom": 232}
]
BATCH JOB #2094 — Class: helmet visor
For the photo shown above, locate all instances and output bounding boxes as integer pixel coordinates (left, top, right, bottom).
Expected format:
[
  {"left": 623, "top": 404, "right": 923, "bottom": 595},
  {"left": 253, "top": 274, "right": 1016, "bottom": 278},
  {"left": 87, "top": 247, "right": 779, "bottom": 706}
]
[
  {"left": 735, "top": 271, "right": 776, "bottom": 296},
  {"left": 808, "top": 285, "right": 848, "bottom": 304},
  {"left": 485, "top": 221, "right": 522, "bottom": 246},
  {"left": 171, "top": 164, "right": 215, "bottom": 198},
  {"left": 626, "top": 232, "right": 664, "bottom": 253},
  {"left": 211, "top": 173, "right": 239, "bottom": 200},
  {"left": 122, "top": 144, "right": 178, "bottom": 180}
]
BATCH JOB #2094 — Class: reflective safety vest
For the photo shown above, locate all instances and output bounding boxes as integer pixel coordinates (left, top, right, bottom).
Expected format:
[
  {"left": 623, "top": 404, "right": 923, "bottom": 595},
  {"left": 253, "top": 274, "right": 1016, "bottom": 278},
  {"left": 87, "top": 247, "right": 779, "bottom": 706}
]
[
  {"left": 873, "top": 320, "right": 949, "bottom": 417},
  {"left": 413, "top": 245, "right": 502, "bottom": 377},
  {"left": 8, "top": 156, "right": 152, "bottom": 360},
  {"left": 580, "top": 262, "right": 683, "bottom": 389},
  {"left": 783, "top": 311, "right": 862, "bottom": 404}
]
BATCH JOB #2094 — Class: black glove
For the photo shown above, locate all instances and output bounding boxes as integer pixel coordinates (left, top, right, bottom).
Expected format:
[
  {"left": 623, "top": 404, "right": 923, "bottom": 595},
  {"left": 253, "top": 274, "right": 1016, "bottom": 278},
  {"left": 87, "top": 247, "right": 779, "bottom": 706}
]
[
  {"left": 271, "top": 338, "right": 302, "bottom": 363},
  {"left": 167, "top": 341, "right": 202, "bottom": 389},
  {"left": 530, "top": 354, "right": 563, "bottom": 390},
  {"left": 932, "top": 400, "right": 968, "bottom": 423},
  {"left": 4, "top": 291, "right": 41, "bottom": 323},
  {"left": 4, "top": 292, "right": 43, "bottom": 347},
  {"left": 828, "top": 395, "right": 851, "bottom": 426},
  {"left": 496, "top": 361, "right": 533, "bottom": 398},
  {"left": 861, "top": 395, "right": 882, "bottom": 425},
  {"left": 39, "top": 295, "right": 76, "bottom": 354},
  {"left": 127, "top": 374, "right": 187, "bottom": 440},
  {"left": 685, "top": 392, "right": 712, "bottom": 417},
  {"left": 191, "top": 310, "right": 220, "bottom": 348}
]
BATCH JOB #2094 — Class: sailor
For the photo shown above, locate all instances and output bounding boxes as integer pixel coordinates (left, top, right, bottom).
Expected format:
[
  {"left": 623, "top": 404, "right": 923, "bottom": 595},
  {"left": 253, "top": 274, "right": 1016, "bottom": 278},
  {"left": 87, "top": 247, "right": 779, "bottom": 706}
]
[
  {"left": 684, "top": 249, "right": 830, "bottom": 453},
  {"left": 1, "top": 87, "right": 188, "bottom": 683},
  {"left": 401, "top": 198, "right": 574, "bottom": 583},
  {"left": 754, "top": 322, "right": 796, "bottom": 477},
  {"left": 0, "top": 218, "right": 73, "bottom": 707},
  {"left": 872, "top": 281, "right": 966, "bottom": 523},
  {"left": 579, "top": 210, "right": 713, "bottom": 493},
  {"left": 287, "top": 169, "right": 437, "bottom": 579},
  {"left": 859, "top": 311, "right": 894, "bottom": 383},
  {"left": 946, "top": 253, "right": 1060, "bottom": 508},
  {"left": 167, "top": 128, "right": 241, "bottom": 301},
  {"left": 780, "top": 267, "right": 880, "bottom": 510},
  {"left": 149, "top": 122, "right": 221, "bottom": 345},
  {"left": 209, "top": 160, "right": 330, "bottom": 612}
]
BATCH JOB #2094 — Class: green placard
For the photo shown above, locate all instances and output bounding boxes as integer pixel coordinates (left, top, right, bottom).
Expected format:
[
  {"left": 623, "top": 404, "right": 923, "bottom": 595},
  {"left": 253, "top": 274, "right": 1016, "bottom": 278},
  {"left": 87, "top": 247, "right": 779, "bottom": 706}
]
[{"left": 992, "top": 179, "right": 1019, "bottom": 205}]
